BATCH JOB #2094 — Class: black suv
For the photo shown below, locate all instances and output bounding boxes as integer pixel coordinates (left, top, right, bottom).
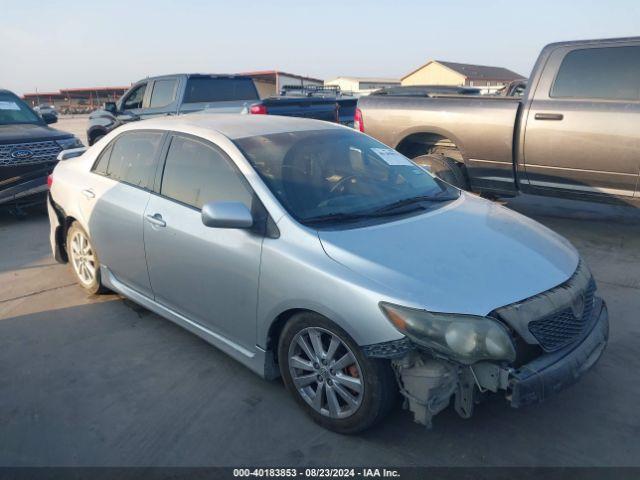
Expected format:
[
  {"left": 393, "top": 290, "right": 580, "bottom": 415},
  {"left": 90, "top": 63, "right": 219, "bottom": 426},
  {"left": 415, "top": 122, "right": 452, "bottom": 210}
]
[{"left": 0, "top": 89, "right": 83, "bottom": 210}]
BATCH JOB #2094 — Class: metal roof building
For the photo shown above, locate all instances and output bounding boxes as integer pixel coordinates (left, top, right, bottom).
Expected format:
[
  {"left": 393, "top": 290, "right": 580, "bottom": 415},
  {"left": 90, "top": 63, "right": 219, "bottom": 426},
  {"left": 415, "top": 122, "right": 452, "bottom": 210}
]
[
  {"left": 240, "top": 70, "right": 324, "bottom": 98},
  {"left": 22, "top": 86, "right": 129, "bottom": 110},
  {"left": 401, "top": 60, "right": 525, "bottom": 92}
]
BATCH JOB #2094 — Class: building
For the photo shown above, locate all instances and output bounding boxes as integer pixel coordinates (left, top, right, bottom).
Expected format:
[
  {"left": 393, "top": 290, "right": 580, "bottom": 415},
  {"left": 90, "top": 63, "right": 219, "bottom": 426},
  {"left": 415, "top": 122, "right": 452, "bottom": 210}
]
[
  {"left": 22, "top": 86, "right": 129, "bottom": 112},
  {"left": 401, "top": 60, "right": 525, "bottom": 93},
  {"left": 324, "top": 77, "right": 401, "bottom": 96},
  {"left": 240, "top": 70, "right": 324, "bottom": 98}
]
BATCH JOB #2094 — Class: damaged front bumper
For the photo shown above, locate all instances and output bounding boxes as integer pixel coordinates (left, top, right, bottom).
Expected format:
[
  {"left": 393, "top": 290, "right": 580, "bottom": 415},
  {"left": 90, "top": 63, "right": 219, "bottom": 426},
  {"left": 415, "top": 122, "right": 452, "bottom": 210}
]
[
  {"left": 508, "top": 297, "right": 608, "bottom": 408},
  {"left": 379, "top": 297, "right": 609, "bottom": 427}
]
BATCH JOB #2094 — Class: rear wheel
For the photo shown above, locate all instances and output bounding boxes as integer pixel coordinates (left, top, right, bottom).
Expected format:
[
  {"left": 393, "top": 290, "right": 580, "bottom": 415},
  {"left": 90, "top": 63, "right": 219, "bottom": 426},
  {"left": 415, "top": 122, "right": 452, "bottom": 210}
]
[
  {"left": 67, "top": 222, "right": 107, "bottom": 294},
  {"left": 278, "top": 312, "right": 397, "bottom": 434},
  {"left": 412, "top": 153, "right": 470, "bottom": 190}
]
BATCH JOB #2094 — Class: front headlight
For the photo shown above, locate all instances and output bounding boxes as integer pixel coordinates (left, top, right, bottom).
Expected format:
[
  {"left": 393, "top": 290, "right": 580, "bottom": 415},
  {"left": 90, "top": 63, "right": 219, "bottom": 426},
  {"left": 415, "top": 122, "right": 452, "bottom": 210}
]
[
  {"left": 380, "top": 302, "right": 516, "bottom": 364},
  {"left": 56, "top": 137, "right": 84, "bottom": 150}
]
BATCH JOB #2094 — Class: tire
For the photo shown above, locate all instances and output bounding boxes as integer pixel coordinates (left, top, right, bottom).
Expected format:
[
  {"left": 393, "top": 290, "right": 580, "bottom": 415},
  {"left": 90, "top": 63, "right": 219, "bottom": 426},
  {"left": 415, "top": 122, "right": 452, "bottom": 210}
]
[
  {"left": 412, "top": 153, "right": 470, "bottom": 190},
  {"left": 90, "top": 134, "right": 104, "bottom": 146},
  {"left": 278, "top": 312, "right": 397, "bottom": 434},
  {"left": 66, "top": 222, "right": 108, "bottom": 295}
]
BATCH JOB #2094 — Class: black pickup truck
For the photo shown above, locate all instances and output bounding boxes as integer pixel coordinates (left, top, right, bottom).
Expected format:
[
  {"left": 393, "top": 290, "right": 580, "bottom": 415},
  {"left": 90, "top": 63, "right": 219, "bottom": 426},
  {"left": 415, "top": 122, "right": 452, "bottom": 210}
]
[
  {"left": 0, "top": 89, "right": 83, "bottom": 211},
  {"left": 247, "top": 85, "right": 357, "bottom": 127}
]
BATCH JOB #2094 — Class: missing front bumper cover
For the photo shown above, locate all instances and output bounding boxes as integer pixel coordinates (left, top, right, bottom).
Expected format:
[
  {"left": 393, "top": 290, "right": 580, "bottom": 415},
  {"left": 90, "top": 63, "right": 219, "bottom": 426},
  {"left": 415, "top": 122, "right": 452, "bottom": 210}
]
[{"left": 390, "top": 298, "right": 608, "bottom": 427}]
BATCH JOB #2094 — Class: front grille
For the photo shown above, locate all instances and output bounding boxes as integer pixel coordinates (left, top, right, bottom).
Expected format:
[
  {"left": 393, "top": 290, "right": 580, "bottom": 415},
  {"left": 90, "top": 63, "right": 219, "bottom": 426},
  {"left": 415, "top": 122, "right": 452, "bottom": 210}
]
[
  {"left": 528, "top": 279, "right": 596, "bottom": 351},
  {"left": 0, "top": 141, "right": 62, "bottom": 167}
]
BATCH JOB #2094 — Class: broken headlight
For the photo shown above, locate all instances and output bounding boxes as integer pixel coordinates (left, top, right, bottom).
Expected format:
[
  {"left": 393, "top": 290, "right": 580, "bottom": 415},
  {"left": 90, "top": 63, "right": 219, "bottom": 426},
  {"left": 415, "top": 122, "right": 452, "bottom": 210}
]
[{"left": 380, "top": 302, "right": 516, "bottom": 364}]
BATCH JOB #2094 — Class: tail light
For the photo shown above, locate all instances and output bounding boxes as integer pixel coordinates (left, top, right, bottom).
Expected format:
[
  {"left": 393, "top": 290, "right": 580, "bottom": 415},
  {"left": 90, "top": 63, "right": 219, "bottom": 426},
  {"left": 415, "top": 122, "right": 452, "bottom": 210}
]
[
  {"left": 354, "top": 108, "right": 364, "bottom": 132},
  {"left": 47, "top": 174, "right": 53, "bottom": 189},
  {"left": 249, "top": 104, "right": 268, "bottom": 115}
]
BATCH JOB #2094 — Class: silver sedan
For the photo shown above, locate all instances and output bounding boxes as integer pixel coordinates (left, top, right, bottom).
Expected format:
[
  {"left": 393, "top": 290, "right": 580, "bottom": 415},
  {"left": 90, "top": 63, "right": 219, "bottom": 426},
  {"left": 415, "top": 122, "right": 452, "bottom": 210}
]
[{"left": 48, "top": 114, "right": 608, "bottom": 433}]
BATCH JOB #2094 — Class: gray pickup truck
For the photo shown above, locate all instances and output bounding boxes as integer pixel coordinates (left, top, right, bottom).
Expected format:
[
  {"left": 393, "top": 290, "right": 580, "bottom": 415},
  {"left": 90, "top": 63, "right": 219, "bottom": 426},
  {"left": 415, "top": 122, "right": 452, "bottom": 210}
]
[
  {"left": 86, "top": 74, "right": 260, "bottom": 145},
  {"left": 356, "top": 37, "right": 640, "bottom": 204}
]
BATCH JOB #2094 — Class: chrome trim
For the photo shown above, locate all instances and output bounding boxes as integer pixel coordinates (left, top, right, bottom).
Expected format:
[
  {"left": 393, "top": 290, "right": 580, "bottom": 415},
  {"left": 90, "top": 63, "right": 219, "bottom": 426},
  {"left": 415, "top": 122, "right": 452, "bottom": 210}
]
[
  {"left": 526, "top": 179, "right": 635, "bottom": 197},
  {"left": 0, "top": 141, "right": 62, "bottom": 166},
  {"left": 525, "top": 163, "right": 637, "bottom": 177}
]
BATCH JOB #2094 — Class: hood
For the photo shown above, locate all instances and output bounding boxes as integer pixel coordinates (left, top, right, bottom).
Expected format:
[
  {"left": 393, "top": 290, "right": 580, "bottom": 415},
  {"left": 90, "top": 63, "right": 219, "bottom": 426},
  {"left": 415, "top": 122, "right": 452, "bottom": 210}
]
[
  {"left": 318, "top": 194, "right": 579, "bottom": 316},
  {"left": 0, "top": 123, "right": 74, "bottom": 144},
  {"left": 89, "top": 108, "right": 115, "bottom": 120}
]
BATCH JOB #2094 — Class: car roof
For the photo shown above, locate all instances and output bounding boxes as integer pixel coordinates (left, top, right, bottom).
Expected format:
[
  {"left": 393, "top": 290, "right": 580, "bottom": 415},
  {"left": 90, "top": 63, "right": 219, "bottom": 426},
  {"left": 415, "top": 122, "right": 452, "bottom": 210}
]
[{"left": 123, "top": 113, "right": 344, "bottom": 139}]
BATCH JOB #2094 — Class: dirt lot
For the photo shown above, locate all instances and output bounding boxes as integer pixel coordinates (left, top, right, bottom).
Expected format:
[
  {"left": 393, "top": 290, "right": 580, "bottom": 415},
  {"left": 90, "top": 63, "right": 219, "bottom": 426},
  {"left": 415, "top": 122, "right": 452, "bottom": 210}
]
[
  {"left": 1, "top": 116, "right": 639, "bottom": 466},
  {"left": 55, "top": 115, "right": 89, "bottom": 145}
]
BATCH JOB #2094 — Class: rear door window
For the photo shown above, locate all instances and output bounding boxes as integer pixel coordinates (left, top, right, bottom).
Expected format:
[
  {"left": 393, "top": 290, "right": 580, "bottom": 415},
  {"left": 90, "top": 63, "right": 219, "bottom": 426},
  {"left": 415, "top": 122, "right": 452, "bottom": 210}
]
[
  {"left": 160, "top": 135, "right": 252, "bottom": 209},
  {"left": 149, "top": 79, "right": 177, "bottom": 108},
  {"left": 551, "top": 46, "right": 640, "bottom": 100},
  {"left": 97, "top": 131, "right": 163, "bottom": 188},
  {"left": 92, "top": 144, "right": 113, "bottom": 175},
  {"left": 182, "top": 77, "right": 258, "bottom": 104}
]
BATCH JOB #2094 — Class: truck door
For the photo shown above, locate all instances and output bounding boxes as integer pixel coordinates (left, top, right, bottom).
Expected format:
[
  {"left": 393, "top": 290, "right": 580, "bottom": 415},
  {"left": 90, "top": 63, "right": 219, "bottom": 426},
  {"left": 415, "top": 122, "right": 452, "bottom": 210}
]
[
  {"left": 522, "top": 42, "right": 640, "bottom": 200},
  {"left": 139, "top": 77, "right": 182, "bottom": 118}
]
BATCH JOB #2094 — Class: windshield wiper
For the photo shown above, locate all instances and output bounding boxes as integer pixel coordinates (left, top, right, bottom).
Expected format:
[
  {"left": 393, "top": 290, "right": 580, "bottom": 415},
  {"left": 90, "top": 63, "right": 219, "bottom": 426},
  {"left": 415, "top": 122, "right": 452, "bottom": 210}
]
[
  {"left": 304, "top": 212, "right": 376, "bottom": 224},
  {"left": 371, "top": 192, "right": 458, "bottom": 214}
]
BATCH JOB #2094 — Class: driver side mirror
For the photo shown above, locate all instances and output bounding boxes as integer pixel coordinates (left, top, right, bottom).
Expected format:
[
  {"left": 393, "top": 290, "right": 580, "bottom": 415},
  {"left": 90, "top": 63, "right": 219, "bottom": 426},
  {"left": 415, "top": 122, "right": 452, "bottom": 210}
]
[
  {"left": 42, "top": 113, "right": 57, "bottom": 124},
  {"left": 103, "top": 101, "right": 117, "bottom": 115},
  {"left": 201, "top": 201, "right": 253, "bottom": 229}
]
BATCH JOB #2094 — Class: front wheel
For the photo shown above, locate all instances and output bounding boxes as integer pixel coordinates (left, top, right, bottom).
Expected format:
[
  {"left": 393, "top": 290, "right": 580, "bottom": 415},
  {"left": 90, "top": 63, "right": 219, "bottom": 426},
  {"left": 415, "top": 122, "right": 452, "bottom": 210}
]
[
  {"left": 67, "top": 222, "right": 108, "bottom": 294},
  {"left": 278, "top": 313, "right": 397, "bottom": 434}
]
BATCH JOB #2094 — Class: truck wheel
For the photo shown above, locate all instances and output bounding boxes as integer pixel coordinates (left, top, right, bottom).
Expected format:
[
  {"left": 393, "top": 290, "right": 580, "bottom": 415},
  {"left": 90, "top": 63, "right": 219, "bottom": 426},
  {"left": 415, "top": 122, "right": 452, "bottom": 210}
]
[
  {"left": 412, "top": 154, "right": 470, "bottom": 190},
  {"left": 278, "top": 312, "right": 397, "bottom": 434},
  {"left": 66, "top": 222, "right": 108, "bottom": 295},
  {"left": 89, "top": 134, "right": 104, "bottom": 146}
]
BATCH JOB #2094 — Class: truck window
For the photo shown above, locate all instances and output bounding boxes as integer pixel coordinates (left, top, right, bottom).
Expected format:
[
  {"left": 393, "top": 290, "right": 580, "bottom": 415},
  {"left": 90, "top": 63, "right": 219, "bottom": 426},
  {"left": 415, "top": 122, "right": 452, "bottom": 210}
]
[
  {"left": 149, "top": 79, "right": 177, "bottom": 108},
  {"left": 122, "top": 83, "right": 147, "bottom": 110},
  {"left": 183, "top": 77, "right": 258, "bottom": 104},
  {"left": 551, "top": 46, "right": 640, "bottom": 101}
]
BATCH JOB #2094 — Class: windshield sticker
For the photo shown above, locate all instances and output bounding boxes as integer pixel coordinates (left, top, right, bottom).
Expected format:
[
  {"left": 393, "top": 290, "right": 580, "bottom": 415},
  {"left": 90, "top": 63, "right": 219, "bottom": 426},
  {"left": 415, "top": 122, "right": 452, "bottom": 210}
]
[
  {"left": 371, "top": 148, "right": 414, "bottom": 166},
  {"left": 0, "top": 101, "right": 21, "bottom": 111}
]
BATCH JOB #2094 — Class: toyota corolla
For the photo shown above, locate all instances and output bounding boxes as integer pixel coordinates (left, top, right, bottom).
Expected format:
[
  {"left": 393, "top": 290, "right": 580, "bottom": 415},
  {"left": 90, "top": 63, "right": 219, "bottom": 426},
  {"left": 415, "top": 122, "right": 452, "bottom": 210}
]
[{"left": 47, "top": 114, "right": 608, "bottom": 433}]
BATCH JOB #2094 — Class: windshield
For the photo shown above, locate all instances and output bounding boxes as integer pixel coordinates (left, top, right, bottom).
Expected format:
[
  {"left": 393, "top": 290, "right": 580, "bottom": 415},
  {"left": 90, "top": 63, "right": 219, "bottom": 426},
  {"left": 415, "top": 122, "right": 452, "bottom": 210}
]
[
  {"left": 0, "top": 93, "right": 42, "bottom": 126},
  {"left": 234, "top": 129, "right": 458, "bottom": 225}
]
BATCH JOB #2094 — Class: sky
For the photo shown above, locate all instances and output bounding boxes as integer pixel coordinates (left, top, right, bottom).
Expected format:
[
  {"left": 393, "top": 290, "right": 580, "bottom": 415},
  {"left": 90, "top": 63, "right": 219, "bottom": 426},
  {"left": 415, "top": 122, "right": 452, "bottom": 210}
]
[{"left": 1, "top": 0, "right": 639, "bottom": 95}]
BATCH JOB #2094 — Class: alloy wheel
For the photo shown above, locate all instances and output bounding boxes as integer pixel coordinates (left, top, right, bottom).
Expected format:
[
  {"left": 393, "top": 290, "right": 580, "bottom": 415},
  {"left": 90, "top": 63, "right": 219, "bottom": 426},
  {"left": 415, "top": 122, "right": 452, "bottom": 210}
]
[
  {"left": 288, "top": 327, "right": 364, "bottom": 419},
  {"left": 70, "top": 230, "right": 97, "bottom": 286}
]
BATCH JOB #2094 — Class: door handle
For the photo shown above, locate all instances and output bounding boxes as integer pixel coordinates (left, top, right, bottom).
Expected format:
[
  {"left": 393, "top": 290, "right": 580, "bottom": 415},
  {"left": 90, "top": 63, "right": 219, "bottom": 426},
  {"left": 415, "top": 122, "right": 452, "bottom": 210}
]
[
  {"left": 81, "top": 189, "right": 95, "bottom": 199},
  {"left": 535, "top": 113, "right": 564, "bottom": 121},
  {"left": 145, "top": 213, "right": 166, "bottom": 227}
]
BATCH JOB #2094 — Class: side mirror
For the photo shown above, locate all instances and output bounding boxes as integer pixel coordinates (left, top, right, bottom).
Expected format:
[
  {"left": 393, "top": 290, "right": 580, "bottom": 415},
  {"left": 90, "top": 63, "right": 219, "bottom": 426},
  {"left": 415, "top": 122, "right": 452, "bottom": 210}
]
[
  {"left": 116, "top": 112, "right": 139, "bottom": 123},
  {"left": 43, "top": 113, "right": 57, "bottom": 124},
  {"left": 201, "top": 201, "right": 253, "bottom": 229},
  {"left": 57, "top": 147, "right": 87, "bottom": 161},
  {"left": 103, "top": 102, "right": 117, "bottom": 115}
]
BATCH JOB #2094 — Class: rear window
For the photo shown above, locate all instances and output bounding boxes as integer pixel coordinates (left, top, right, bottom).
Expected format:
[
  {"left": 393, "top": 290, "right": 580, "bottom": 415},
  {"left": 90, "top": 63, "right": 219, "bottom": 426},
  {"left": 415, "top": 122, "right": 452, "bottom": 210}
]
[
  {"left": 95, "top": 131, "right": 163, "bottom": 188},
  {"left": 183, "top": 77, "right": 258, "bottom": 103},
  {"left": 551, "top": 46, "right": 640, "bottom": 100}
]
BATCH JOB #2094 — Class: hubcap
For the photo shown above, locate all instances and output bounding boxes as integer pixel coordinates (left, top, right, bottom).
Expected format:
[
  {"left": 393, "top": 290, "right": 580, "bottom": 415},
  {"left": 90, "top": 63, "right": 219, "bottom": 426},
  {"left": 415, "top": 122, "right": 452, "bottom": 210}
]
[
  {"left": 288, "top": 327, "right": 364, "bottom": 419},
  {"left": 70, "top": 231, "right": 96, "bottom": 286}
]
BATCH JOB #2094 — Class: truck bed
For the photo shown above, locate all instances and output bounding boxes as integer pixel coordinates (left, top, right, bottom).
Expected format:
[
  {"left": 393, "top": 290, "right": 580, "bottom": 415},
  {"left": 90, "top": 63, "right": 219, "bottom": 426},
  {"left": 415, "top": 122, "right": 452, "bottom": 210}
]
[{"left": 358, "top": 94, "right": 521, "bottom": 194}]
